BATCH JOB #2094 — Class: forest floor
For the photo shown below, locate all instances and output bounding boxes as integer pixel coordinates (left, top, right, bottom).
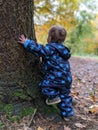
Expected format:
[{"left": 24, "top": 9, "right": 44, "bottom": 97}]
[{"left": 0, "top": 57, "right": 98, "bottom": 130}]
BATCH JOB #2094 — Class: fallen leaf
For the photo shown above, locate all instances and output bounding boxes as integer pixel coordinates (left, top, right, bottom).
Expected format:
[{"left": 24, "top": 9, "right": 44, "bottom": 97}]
[
  {"left": 89, "top": 105, "right": 98, "bottom": 114},
  {"left": 64, "top": 125, "right": 71, "bottom": 130},
  {"left": 71, "top": 91, "right": 79, "bottom": 96},
  {"left": 88, "top": 95, "right": 98, "bottom": 102},
  {"left": 75, "top": 123, "right": 86, "bottom": 128},
  {"left": 37, "top": 126, "right": 45, "bottom": 130}
]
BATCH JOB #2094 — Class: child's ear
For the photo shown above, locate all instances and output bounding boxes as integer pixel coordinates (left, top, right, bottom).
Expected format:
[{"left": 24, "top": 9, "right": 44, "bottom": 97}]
[{"left": 47, "top": 36, "right": 51, "bottom": 43}]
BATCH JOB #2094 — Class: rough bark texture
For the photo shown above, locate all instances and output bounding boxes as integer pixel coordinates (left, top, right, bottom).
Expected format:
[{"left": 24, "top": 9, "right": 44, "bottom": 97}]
[{"left": 0, "top": 0, "right": 41, "bottom": 104}]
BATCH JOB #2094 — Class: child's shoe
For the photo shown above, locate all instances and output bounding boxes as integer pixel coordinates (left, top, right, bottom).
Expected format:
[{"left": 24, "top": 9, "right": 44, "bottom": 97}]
[{"left": 46, "top": 97, "right": 61, "bottom": 105}]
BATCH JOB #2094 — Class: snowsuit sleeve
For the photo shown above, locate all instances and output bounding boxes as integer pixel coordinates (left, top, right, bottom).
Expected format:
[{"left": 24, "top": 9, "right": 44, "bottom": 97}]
[{"left": 24, "top": 39, "right": 54, "bottom": 57}]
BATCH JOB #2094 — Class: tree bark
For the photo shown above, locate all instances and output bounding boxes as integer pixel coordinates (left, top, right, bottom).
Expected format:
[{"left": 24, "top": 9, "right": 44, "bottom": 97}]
[{"left": 0, "top": 0, "right": 41, "bottom": 103}]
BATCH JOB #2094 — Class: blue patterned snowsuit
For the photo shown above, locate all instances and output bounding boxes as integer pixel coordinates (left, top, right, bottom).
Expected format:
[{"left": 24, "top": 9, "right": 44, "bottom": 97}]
[{"left": 24, "top": 39, "right": 74, "bottom": 117}]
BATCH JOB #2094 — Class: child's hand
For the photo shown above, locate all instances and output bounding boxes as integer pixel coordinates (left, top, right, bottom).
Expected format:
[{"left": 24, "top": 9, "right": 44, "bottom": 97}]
[{"left": 18, "top": 34, "right": 27, "bottom": 44}]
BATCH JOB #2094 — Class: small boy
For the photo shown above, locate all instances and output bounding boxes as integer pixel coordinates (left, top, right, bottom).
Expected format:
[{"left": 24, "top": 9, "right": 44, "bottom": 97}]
[{"left": 18, "top": 25, "right": 74, "bottom": 119}]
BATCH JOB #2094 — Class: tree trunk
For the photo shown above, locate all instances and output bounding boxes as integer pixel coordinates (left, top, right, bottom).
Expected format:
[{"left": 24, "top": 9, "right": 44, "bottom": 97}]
[{"left": 0, "top": 0, "right": 41, "bottom": 104}]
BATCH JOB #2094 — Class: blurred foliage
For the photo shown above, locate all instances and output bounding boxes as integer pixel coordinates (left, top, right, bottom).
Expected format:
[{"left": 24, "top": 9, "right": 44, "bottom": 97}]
[
  {"left": 69, "top": 0, "right": 98, "bottom": 55},
  {"left": 34, "top": 0, "right": 98, "bottom": 55},
  {"left": 34, "top": 0, "right": 81, "bottom": 43},
  {"left": 34, "top": 0, "right": 80, "bottom": 26}
]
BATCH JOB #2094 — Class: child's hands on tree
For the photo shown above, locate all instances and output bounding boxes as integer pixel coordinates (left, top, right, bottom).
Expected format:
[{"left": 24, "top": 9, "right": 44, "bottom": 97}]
[{"left": 18, "top": 34, "right": 27, "bottom": 44}]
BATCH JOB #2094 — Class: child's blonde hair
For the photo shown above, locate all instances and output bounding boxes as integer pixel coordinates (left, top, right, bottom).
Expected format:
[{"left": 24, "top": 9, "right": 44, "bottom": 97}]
[{"left": 48, "top": 25, "right": 67, "bottom": 43}]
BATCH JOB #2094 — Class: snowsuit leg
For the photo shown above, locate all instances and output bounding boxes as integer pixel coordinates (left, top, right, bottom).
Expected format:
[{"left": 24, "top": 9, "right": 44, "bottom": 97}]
[
  {"left": 58, "top": 88, "right": 74, "bottom": 117},
  {"left": 39, "top": 82, "right": 74, "bottom": 117},
  {"left": 41, "top": 86, "right": 60, "bottom": 99}
]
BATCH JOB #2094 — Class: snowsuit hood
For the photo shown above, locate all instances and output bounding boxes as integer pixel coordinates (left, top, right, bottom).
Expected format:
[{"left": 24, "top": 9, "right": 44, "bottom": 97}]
[{"left": 49, "top": 42, "right": 71, "bottom": 60}]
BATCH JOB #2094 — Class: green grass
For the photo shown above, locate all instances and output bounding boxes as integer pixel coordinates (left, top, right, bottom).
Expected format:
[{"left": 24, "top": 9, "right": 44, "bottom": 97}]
[
  {"left": 20, "top": 107, "right": 35, "bottom": 117},
  {"left": 39, "top": 104, "right": 60, "bottom": 117},
  {"left": 72, "top": 54, "right": 98, "bottom": 59},
  {"left": 0, "top": 102, "right": 36, "bottom": 123},
  {"left": 0, "top": 121, "right": 6, "bottom": 129}
]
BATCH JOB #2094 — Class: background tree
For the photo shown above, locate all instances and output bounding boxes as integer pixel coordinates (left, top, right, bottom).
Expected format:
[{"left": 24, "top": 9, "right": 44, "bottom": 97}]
[{"left": 0, "top": 0, "right": 41, "bottom": 105}]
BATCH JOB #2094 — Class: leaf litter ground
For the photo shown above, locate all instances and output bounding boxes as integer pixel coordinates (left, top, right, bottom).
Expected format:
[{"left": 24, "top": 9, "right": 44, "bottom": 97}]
[{"left": 0, "top": 57, "right": 98, "bottom": 130}]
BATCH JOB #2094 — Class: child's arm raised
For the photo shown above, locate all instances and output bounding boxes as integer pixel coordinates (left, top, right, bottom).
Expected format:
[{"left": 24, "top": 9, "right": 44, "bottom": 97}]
[{"left": 18, "top": 34, "right": 54, "bottom": 57}]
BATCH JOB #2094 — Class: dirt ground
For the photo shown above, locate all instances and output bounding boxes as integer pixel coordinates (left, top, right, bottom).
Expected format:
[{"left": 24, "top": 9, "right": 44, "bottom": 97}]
[{"left": 0, "top": 57, "right": 98, "bottom": 130}]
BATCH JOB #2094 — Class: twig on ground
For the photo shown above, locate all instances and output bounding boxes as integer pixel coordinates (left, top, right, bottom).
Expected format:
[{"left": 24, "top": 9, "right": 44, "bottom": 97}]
[
  {"left": 28, "top": 108, "right": 37, "bottom": 127},
  {"left": 23, "top": 109, "right": 37, "bottom": 130}
]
